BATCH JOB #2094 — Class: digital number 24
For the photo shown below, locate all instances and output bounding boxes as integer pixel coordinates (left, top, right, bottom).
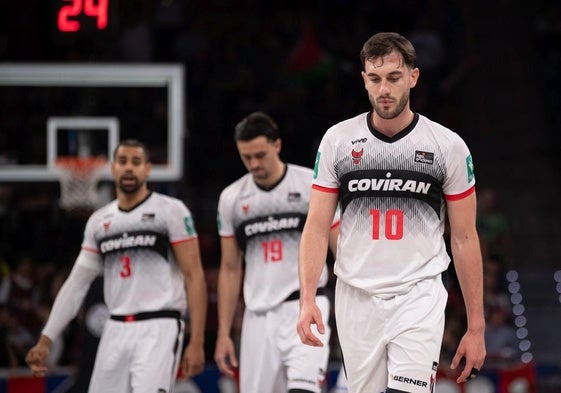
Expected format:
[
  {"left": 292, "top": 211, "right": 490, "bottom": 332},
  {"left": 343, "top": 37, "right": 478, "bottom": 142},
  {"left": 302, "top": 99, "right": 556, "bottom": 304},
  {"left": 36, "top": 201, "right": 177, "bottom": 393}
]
[{"left": 58, "top": 0, "right": 108, "bottom": 32}]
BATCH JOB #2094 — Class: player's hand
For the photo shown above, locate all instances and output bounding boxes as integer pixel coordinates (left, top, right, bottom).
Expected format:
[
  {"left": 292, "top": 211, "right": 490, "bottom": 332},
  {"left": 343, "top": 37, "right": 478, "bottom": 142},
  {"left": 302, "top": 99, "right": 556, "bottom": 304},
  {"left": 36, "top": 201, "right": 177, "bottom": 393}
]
[
  {"left": 25, "top": 335, "right": 52, "bottom": 377},
  {"left": 450, "top": 327, "right": 486, "bottom": 383},
  {"left": 214, "top": 334, "right": 238, "bottom": 378},
  {"left": 297, "top": 299, "right": 325, "bottom": 347},
  {"left": 181, "top": 342, "right": 205, "bottom": 378}
]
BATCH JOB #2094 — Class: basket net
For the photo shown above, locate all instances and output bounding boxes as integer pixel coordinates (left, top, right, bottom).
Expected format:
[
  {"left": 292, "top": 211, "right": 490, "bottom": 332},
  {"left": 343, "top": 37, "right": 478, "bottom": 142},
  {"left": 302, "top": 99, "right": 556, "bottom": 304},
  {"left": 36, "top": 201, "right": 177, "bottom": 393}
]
[{"left": 55, "top": 156, "right": 108, "bottom": 214}]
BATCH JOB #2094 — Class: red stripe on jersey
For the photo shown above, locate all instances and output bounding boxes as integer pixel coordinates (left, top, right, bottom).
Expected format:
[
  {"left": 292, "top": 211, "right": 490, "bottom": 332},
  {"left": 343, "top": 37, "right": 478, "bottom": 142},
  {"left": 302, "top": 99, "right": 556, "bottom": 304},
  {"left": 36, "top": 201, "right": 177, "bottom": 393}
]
[
  {"left": 445, "top": 185, "right": 475, "bottom": 201},
  {"left": 82, "top": 246, "right": 99, "bottom": 254},
  {"left": 312, "top": 184, "right": 339, "bottom": 193},
  {"left": 170, "top": 236, "right": 198, "bottom": 245},
  {"left": 331, "top": 220, "right": 341, "bottom": 229}
]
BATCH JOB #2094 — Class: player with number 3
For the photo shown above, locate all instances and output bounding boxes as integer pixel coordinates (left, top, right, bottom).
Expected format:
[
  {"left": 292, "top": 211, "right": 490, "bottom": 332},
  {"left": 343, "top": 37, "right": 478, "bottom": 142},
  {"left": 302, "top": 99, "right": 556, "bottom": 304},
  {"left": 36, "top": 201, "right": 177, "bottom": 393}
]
[{"left": 26, "top": 139, "right": 207, "bottom": 392}]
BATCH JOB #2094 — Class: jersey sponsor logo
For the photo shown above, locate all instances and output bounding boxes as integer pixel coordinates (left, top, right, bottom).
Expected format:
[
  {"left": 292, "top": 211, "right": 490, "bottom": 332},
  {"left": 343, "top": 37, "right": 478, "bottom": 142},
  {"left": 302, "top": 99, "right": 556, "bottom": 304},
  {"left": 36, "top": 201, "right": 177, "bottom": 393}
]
[
  {"left": 466, "top": 154, "right": 474, "bottom": 182},
  {"left": 392, "top": 374, "right": 428, "bottom": 388},
  {"left": 415, "top": 150, "right": 434, "bottom": 165},
  {"left": 339, "top": 169, "right": 443, "bottom": 217},
  {"left": 352, "top": 137, "right": 368, "bottom": 144},
  {"left": 347, "top": 177, "right": 431, "bottom": 194},
  {"left": 288, "top": 192, "right": 301, "bottom": 202},
  {"left": 141, "top": 212, "right": 155, "bottom": 222},
  {"left": 234, "top": 212, "right": 307, "bottom": 251},
  {"left": 98, "top": 230, "right": 169, "bottom": 259},
  {"left": 244, "top": 215, "right": 302, "bottom": 236},
  {"left": 351, "top": 148, "right": 364, "bottom": 164}
]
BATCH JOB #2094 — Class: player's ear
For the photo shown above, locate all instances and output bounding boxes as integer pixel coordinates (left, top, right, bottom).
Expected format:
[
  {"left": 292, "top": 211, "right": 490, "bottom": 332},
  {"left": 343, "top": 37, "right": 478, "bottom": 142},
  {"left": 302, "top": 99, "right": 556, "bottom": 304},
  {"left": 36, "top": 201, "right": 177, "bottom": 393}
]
[
  {"left": 274, "top": 138, "right": 282, "bottom": 153},
  {"left": 409, "top": 67, "right": 420, "bottom": 88}
]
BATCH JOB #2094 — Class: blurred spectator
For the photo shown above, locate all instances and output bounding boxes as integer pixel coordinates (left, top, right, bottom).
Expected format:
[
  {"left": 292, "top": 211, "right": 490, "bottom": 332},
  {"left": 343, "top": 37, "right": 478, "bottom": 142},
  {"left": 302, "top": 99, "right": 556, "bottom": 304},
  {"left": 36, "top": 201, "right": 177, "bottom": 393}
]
[
  {"left": 484, "top": 299, "right": 520, "bottom": 364},
  {"left": 0, "top": 304, "right": 17, "bottom": 368},
  {"left": 477, "top": 187, "right": 512, "bottom": 267}
]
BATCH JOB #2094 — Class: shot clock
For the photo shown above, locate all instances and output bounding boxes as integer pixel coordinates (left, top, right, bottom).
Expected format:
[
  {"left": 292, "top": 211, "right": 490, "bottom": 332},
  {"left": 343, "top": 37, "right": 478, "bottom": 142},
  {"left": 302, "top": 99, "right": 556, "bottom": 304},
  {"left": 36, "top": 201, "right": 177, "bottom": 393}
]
[{"left": 51, "top": 0, "right": 117, "bottom": 43}]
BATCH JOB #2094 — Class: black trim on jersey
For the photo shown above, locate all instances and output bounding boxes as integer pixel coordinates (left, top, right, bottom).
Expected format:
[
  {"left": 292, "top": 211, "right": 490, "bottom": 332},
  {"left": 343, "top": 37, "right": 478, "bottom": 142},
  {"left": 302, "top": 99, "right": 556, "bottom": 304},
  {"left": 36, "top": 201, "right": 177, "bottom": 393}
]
[
  {"left": 340, "top": 169, "right": 443, "bottom": 217},
  {"left": 255, "top": 163, "right": 288, "bottom": 191},
  {"left": 366, "top": 111, "right": 419, "bottom": 143},
  {"left": 234, "top": 212, "right": 307, "bottom": 251},
  {"left": 98, "top": 230, "right": 170, "bottom": 259},
  {"left": 118, "top": 191, "right": 153, "bottom": 212}
]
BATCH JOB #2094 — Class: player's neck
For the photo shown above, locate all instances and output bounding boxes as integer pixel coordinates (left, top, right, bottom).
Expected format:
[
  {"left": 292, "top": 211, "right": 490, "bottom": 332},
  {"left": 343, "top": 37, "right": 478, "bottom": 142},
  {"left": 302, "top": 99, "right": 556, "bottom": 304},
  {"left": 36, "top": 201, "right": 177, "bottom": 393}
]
[
  {"left": 255, "top": 161, "right": 286, "bottom": 190},
  {"left": 117, "top": 188, "right": 151, "bottom": 211},
  {"left": 371, "top": 108, "right": 415, "bottom": 137}
]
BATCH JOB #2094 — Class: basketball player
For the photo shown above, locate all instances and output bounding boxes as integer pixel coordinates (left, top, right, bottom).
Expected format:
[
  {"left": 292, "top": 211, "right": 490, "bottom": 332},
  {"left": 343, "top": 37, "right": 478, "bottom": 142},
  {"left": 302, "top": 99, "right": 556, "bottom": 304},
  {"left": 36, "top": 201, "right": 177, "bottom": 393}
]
[
  {"left": 26, "top": 139, "right": 207, "bottom": 393},
  {"left": 297, "top": 32, "right": 486, "bottom": 393},
  {"left": 214, "top": 112, "right": 339, "bottom": 393}
]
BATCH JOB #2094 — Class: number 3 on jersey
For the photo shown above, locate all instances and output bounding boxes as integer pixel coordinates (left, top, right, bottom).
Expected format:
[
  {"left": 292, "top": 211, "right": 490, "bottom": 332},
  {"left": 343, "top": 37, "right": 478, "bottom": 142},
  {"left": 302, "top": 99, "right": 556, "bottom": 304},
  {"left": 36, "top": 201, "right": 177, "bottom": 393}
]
[
  {"left": 261, "top": 239, "right": 283, "bottom": 263},
  {"left": 119, "top": 255, "right": 132, "bottom": 278},
  {"left": 370, "top": 209, "right": 404, "bottom": 240}
]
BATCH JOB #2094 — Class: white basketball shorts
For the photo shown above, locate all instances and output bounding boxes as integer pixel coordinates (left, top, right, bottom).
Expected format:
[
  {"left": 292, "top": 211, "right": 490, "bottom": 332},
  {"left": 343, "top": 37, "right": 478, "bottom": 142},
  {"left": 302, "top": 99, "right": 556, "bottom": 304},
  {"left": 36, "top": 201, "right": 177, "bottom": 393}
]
[
  {"left": 335, "top": 275, "right": 447, "bottom": 393},
  {"left": 88, "top": 315, "right": 185, "bottom": 393},
  {"left": 240, "top": 295, "right": 331, "bottom": 393}
]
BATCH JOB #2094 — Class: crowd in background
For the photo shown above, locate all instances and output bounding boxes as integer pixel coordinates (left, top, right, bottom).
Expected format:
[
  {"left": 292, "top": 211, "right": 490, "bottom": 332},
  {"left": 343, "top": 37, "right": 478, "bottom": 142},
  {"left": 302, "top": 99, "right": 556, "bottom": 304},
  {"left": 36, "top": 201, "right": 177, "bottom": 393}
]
[{"left": 0, "top": 0, "right": 545, "bottom": 384}]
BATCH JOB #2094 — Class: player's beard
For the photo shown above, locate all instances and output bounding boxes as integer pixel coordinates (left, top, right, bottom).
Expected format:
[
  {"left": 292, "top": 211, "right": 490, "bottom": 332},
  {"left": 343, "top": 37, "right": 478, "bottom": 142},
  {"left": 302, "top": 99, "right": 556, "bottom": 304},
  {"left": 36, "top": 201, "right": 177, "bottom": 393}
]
[
  {"left": 118, "top": 175, "right": 144, "bottom": 194},
  {"left": 371, "top": 91, "right": 409, "bottom": 120}
]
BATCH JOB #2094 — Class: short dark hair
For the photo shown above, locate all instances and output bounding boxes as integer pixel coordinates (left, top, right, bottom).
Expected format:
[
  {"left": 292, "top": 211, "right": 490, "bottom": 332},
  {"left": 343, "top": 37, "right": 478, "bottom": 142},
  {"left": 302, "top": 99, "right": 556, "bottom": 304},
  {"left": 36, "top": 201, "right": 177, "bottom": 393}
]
[
  {"left": 112, "top": 139, "right": 150, "bottom": 162},
  {"left": 360, "top": 32, "right": 416, "bottom": 69},
  {"left": 234, "top": 112, "right": 279, "bottom": 142}
]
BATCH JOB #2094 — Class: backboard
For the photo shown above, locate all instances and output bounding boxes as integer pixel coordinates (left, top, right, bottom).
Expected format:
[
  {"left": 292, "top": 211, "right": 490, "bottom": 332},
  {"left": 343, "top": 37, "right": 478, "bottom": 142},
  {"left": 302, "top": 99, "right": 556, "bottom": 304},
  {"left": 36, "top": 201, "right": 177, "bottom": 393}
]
[{"left": 0, "top": 64, "right": 185, "bottom": 181}]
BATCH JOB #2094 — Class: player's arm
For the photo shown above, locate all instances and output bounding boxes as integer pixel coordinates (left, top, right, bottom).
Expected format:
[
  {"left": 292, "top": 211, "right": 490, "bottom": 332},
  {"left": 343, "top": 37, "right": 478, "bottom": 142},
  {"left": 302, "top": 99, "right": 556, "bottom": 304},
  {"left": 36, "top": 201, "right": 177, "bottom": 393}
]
[
  {"left": 174, "top": 239, "right": 207, "bottom": 378},
  {"left": 214, "top": 236, "right": 243, "bottom": 377},
  {"left": 26, "top": 250, "right": 101, "bottom": 376},
  {"left": 297, "top": 188, "right": 338, "bottom": 346},
  {"left": 446, "top": 191, "right": 486, "bottom": 383},
  {"left": 328, "top": 221, "right": 340, "bottom": 258}
]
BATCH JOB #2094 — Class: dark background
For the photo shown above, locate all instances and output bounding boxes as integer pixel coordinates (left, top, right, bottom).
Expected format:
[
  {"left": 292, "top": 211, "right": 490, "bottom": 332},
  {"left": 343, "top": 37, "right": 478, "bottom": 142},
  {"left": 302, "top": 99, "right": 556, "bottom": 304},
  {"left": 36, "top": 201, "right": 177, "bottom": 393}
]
[{"left": 1, "top": 0, "right": 561, "bottom": 388}]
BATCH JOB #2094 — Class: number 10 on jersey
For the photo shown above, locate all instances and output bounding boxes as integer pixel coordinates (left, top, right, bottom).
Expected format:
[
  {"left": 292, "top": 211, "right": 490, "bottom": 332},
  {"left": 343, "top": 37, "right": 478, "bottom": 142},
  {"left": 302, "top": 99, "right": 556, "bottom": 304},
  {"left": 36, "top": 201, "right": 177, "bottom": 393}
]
[{"left": 370, "top": 209, "right": 404, "bottom": 240}]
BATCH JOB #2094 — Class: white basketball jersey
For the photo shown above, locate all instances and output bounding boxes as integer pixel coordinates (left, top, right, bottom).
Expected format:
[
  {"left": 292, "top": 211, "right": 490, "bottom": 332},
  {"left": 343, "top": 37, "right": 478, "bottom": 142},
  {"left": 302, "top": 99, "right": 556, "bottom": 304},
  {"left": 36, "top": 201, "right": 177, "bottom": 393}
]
[
  {"left": 313, "top": 112, "right": 476, "bottom": 296},
  {"left": 80, "top": 192, "right": 198, "bottom": 315},
  {"left": 218, "top": 164, "right": 335, "bottom": 312}
]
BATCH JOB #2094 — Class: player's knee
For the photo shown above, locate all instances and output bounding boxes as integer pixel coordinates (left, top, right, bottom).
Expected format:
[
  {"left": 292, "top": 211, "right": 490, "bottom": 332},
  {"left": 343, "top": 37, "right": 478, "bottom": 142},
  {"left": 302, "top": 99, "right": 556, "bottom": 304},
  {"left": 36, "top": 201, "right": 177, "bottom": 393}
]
[{"left": 386, "top": 388, "right": 411, "bottom": 393}]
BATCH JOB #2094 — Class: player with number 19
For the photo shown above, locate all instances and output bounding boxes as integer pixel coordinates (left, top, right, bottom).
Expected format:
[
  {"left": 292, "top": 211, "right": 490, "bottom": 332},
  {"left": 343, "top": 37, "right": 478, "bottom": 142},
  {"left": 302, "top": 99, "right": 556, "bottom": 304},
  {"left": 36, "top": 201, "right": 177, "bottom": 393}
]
[{"left": 214, "top": 112, "right": 339, "bottom": 393}]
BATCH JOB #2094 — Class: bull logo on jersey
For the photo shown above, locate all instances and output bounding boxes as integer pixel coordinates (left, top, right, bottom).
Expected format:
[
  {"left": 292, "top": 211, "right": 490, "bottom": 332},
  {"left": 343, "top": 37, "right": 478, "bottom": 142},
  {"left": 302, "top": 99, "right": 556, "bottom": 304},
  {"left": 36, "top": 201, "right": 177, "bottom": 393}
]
[
  {"left": 242, "top": 204, "right": 249, "bottom": 215},
  {"left": 351, "top": 148, "right": 364, "bottom": 165},
  {"left": 103, "top": 221, "right": 111, "bottom": 232}
]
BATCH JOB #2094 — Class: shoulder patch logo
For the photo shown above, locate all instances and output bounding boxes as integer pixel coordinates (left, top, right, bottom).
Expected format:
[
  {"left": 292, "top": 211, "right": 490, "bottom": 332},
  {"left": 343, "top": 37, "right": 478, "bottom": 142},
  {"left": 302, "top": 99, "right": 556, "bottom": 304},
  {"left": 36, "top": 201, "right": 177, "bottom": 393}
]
[
  {"left": 415, "top": 150, "right": 434, "bottom": 165},
  {"left": 183, "top": 217, "right": 195, "bottom": 236},
  {"left": 466, "top": 155, "right": 474, "bottom": 182},
  {"left": 313, "top": 151, "right": 321, "bottom": 179}
]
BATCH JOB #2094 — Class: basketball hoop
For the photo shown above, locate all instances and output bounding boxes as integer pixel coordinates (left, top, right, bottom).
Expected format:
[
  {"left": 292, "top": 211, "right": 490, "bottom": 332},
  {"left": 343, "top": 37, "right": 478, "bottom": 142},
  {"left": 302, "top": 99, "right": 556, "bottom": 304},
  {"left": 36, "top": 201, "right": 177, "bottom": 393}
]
[{"left": 55, "top": 156, "right": 108, "bottom": 214}]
